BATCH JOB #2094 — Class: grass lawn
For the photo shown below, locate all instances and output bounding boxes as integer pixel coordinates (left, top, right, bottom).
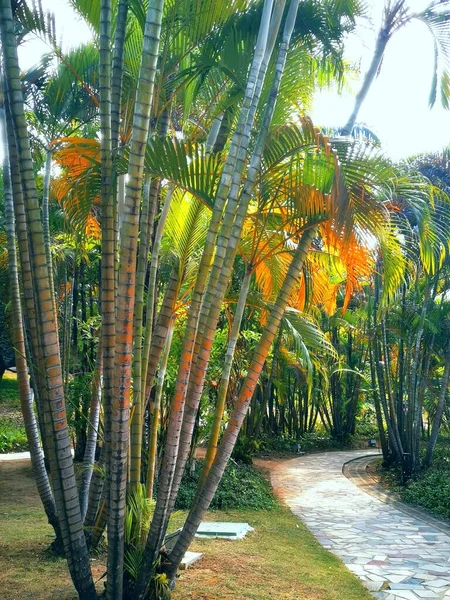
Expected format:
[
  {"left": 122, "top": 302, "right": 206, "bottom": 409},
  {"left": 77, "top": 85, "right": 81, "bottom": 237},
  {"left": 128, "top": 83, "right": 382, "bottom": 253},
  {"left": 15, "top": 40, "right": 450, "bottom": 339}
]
[
  {"left": 0, "top": 370, "right": 21, "bottom": 409},
  {"left": 0, "top": 459, "right": 372, "bottom": 600}
]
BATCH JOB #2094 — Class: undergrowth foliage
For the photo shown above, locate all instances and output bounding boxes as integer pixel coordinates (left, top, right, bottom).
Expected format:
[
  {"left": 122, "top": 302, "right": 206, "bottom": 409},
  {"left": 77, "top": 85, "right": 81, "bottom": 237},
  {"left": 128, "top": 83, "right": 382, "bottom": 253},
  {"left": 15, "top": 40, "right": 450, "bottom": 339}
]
[{"left": 172, "top": 460, "right": 278, "bottom": 510}]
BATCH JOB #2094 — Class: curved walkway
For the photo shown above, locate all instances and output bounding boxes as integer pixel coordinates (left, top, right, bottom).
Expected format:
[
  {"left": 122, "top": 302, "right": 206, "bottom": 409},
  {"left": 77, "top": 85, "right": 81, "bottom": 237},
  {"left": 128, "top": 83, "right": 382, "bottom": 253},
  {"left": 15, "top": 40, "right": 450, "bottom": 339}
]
[{"left": 259, "top": 451, "right": 450, "bottom": 600}]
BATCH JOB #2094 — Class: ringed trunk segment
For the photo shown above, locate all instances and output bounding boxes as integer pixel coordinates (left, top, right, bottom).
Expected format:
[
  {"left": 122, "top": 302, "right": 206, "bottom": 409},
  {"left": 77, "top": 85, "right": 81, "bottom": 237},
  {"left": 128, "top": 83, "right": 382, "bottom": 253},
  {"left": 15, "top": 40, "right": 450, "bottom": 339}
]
[
  {"left": 139, "top": 1, "right": 277, "bottom": 578},
  {"left": 144, "top": 270, "right": 180, "bottom": 404},
  {"left": 108, "top": 1, "right": 164, "bottom": 597},
  {"left": 99, "top": 0, "right": 115, "bottom": 564},
  {"left": 341, "top": 27, "right": 390, "bottom": 135},
  {"left": 146, "top": 318, "right": 176, "bottom": 498},
  {"left": 424, "top": 340, "right": 450, "bottom": 467},
  {"left": 169, "top": 0, "right": 297, "bottom": 511},
  {"left": 80, "top": 342, "right": 103, "bottom": 521},
  {"left": 0, "top": 5, "right": 96, "bottom": 597},
  {"left": 200, "top": 268, "right": 252, "bottom": 485},
  {"left": 111, "top": 0, "right": 129, "bottom": 151},
  {"left": 168, "top": 226, "right": 317, "bottom": 574},
  {"left": 141, "top": 178, "right": 163, "bottom": 399},
  {"left": 0, "top": 104, "right": 60, "bottom": 541},
  {"left": 130, "top": 183, "right": 175, "bottom": 490},
  {"left": 3, "top": 98, "right": 54, "bottom": 468},
  {"left": 130, "top": 177, "right": 156, "bottom": 492},
  {"left": 132, "top": 113, "right": 171, "bottom": 489}
]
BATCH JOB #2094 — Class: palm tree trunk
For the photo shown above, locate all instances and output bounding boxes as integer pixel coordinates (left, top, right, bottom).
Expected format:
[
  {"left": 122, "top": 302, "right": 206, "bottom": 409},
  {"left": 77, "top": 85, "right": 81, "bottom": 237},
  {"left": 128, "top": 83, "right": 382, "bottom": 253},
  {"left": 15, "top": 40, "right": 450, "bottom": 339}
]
[
  {"left": 424, "top": 340, "right": 450, "bottom": 467},
  {"left": 111, "top": 0, "right": 128, "bottom": 151},
  {"left": 342, "top": 28, "right": 390, "bottom": 135},
  {"left": 168, "top": 0, "right": 294, "bottom": 512},
  {"left": 144, "top": 270, "right": 180, "bottom": 405},
  {"left": 200, "top": 269, "right": 252, "bottom": 486},
  {"left": 99, "top": 0, "right": 115, "bottom": 559},
  {"left": 0, "top": 4, "right": 96, "bottom": 597},
  {"left": 3, "top": 91, "right": 53, "bottom": 470},
  {"left": 108, "top": 1, "right": 164, "bottom": 596},
  {"left": 130, "top": 177, "right": 155, "bottom": 491},
  {"left": 167, "top": 226, "right": 316, "bottom": 578},
  {"left": 146, "top": 318, "right": 175, "bottom": 498},
  {"left": 42, "top": 148, "right": 55, "bottom": 291},
  {"left": 369, "top": 345, "right": 390, "bottom": 462},
  {"left": 0, "top": 101, "right": 61, "bottom": 545},
  {"left": 130, "top": 183, "right": 174, "bottom": 489},
  {"left": 79, "top": 340, "right": 103, "bottom": 520}
]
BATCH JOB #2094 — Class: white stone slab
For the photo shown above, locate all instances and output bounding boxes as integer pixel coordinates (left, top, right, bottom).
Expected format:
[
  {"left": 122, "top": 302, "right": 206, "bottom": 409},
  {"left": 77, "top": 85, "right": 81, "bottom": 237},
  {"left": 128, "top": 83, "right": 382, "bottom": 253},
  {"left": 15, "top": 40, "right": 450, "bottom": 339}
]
[
  {"left": 195, "top": 522, "right": 253, "bottom": 539},
  {"left": 180, "top": 551, "right": 203, "bottom": 570}
]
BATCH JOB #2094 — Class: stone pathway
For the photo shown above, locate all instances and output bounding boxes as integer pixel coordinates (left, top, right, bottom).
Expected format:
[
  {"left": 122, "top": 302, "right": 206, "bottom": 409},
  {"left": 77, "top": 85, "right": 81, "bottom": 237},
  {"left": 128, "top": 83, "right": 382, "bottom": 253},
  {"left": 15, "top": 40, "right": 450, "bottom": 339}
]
[{"left": 260, "top": 451, "right": 450, "bottom": 600}]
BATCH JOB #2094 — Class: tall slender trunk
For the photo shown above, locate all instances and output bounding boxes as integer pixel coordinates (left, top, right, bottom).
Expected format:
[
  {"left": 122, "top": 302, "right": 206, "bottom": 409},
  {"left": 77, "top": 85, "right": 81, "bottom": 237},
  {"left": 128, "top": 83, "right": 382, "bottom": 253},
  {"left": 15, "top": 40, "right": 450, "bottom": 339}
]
[
  {"left": 146, "top": 318, "right": 175, "bottom": 498},
  {"left": 424, "top": 340, "right": 450, "bottom": 467},
  {"left": 342, "top": 20, "right": 391, "bottom": 135},
  {"left": 167, "top": 226, "right": 316, "bottom": 578},
  {"left": 108, "top": 1, "right": 164, "bottom": 597},
  {"left": 0, "top": 101, "right": 61, "bottom": 545},
  {"left": 168, "top": 0, "right": 292, "bottom": 514},
  {"left": 130, "top": 183, "right": 174, "bottom": 489},
  {"left": 199, "top": 269, "right": 252, "bottom": 486},
  {"left": 79, "top": 341, "right": 103, "bottom": 520},
  {"left": 144, "top": 271, "right": 180, "bottom": 404},
  {"left": 0, "top": 4, "right": 96, "bottom": 597},
  {"left": 42, "top": 148, "right": 54, "bottom": 292},
  {"left": 98, "top": 0, "right": 116, "bottom": 587},
  {"left": 111, "top": 0, "right": 128, "bottom": 151},
  {"left": 130, "top": 177, "right": 155, "bottom": 491},
  {"left": 369, "top": 346, "right": 390, "bottom": 462},
  {"left": 406, "top": 297, "right": 428, "bottom": 473}
]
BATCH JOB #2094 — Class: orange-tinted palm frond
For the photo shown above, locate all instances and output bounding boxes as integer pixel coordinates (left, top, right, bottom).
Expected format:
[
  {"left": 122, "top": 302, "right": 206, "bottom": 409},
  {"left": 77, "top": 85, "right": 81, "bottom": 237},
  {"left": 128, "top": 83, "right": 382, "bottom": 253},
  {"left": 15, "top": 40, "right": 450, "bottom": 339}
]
[
  {"left": 52, "top": 138, "right": 101, "bottom": 238},
  {"left": 319, "top": 223, "right": 374, "bottom": 313}
]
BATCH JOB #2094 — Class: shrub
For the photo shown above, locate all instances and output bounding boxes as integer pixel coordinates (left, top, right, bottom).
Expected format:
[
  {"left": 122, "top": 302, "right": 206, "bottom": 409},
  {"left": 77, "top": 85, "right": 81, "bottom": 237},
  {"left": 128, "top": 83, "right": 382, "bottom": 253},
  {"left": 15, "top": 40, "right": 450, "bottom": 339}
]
[
  {"left": 0, "top": 420, "right": 28, "bottom": 453},
  {"left": 172, "top": 459, "right": 278, "bottom": 510},
  {"left": 256, "top": 431, "right": 356, "bottom": 455},
  {"left": 402, "top": 470, "right": 450, "bottom": 519}
]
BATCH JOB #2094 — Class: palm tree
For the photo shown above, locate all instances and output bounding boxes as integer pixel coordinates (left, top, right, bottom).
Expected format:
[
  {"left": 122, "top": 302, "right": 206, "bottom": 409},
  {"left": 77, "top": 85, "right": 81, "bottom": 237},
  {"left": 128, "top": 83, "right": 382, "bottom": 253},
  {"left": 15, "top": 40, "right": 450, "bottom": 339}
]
[
  {"left": 0, "top": 82, "right": 62, "bottom": 549},
  {"left": 0, "top": 2, "right": 96, "bottom": 597},
  {"left": 342, "top": 0, "right": 450, "bottom": 135}
]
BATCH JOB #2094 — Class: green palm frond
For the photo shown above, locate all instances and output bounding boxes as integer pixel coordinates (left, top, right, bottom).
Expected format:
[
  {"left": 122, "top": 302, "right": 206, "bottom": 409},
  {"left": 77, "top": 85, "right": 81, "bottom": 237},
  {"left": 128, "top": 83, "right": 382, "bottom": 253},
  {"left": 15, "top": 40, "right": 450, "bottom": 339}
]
[
  {"left": 124, "top": 484, "right": 155, "bottom": 580},
  {"left": 161, "top": 189, "right": 209, "bottom": 280},
  {"left": 145, "top": 137, "right": 221, "bottom": 207},
  {"left": 415, "top": 1, "right": 450, "bottom": 108},
  {"left": 282, "top": 308, "right": 338, "bottom": 399}
]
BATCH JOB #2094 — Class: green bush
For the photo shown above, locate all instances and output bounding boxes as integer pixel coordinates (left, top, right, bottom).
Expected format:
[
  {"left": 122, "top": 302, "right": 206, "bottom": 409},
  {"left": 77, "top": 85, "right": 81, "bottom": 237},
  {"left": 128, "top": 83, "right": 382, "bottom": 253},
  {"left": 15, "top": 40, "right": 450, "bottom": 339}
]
[
  {"left": 398, "top": 442, "right": 450, "bottom": 519},
  {"left": 379, "top": 440, "right": 450, "bottom": 520},
  {"left": 0, "top": 420, "right": 28, "bottom": 453},
  {"left": 172, "top": 459, "right": 278, "bottom": 510},
  {"left": 256, "top": 431, "right": 356, "bottom": 455},
  {"left": 402, "top": 470, "right": 450, "bottom": 518}
]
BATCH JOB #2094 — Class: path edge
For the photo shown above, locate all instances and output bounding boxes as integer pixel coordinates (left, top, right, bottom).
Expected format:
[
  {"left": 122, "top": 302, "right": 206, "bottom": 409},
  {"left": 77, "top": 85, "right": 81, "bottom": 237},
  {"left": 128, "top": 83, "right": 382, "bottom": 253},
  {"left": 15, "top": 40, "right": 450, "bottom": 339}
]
[{"left": 343, "top": 454, "right": 450, "bottom": 536}]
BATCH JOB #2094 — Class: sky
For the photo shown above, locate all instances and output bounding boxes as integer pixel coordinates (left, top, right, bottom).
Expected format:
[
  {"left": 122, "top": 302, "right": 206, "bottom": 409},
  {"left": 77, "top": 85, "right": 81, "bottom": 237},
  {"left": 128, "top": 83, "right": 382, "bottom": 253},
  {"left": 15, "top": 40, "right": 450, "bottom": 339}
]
[{"left": 11, "top": 0, "right": 450, "bottom": 161}]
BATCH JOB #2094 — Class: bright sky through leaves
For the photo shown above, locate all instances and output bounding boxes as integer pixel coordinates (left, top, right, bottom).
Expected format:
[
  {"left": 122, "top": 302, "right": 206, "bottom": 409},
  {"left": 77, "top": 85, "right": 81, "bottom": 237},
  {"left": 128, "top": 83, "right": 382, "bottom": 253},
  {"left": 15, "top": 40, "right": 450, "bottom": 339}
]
[{"left": 5, "top": 0, "right": 450, "bottom": 161}]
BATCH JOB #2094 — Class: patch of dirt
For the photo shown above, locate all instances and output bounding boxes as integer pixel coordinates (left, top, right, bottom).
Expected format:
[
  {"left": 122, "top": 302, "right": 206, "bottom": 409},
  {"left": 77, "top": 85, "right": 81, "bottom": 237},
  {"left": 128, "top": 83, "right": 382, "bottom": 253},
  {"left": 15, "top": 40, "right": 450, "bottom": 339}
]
[{"left": 0, "top": 460, "right": 39, "bottom": 507}]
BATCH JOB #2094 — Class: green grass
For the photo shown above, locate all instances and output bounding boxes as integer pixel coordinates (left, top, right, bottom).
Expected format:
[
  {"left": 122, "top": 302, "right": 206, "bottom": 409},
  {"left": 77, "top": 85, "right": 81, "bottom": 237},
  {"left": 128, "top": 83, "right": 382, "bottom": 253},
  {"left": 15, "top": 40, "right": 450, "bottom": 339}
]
[
  {"left": 0, "top": 460, "right": 372, "bottom": 600},
  {"left": 0, "top": 372, "right": 28, "bottom": 453},
  {"left": 0, "top": 370, "right": 21, "bottom": 409},
  {"left": 177, "top": 507, "right": 373, "bottom": 600}
]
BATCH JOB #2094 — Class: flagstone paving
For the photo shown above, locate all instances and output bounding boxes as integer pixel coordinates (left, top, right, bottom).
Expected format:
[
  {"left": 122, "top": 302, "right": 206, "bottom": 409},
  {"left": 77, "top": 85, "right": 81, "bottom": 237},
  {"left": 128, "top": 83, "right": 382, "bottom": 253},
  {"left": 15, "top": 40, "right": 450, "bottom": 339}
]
[{"left": 262, "top": 451, "right": 450, "bottom": 600}]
